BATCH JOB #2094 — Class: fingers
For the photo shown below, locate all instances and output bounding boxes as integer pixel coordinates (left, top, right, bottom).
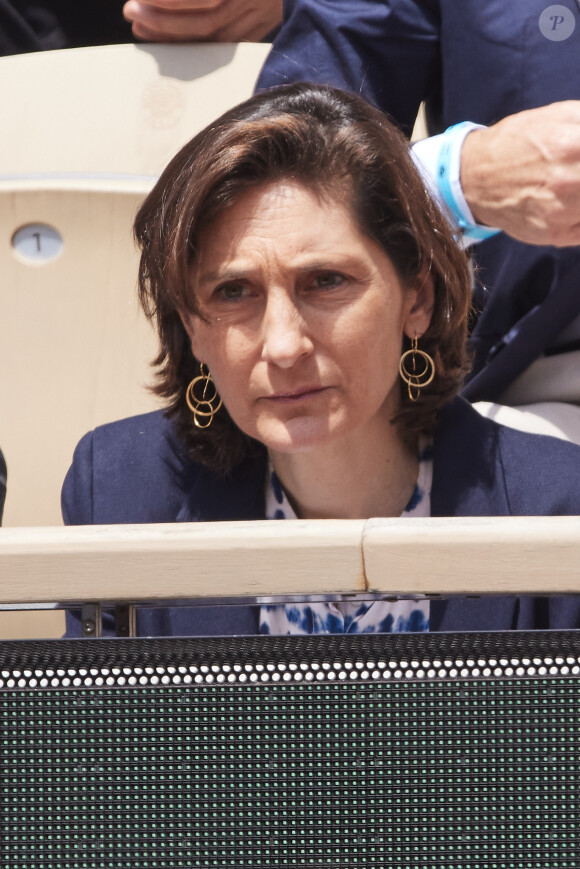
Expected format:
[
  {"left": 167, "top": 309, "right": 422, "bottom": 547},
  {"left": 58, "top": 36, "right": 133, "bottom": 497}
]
[
  {"left": 122, "top": 0, "right": 282, "bottom": 42},
  {"left": 123, "top": 0, "right": 226, "bottom": 41},
  {"left": 128, "top": 0, "right": 228, "bottom": 9}
]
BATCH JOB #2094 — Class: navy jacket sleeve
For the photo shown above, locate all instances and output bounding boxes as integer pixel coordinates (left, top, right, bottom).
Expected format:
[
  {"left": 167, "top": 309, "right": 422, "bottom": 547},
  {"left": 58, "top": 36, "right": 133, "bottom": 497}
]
[
  {"left": 61, "top": 411, "right": 262, "bottom": 638},
  {"left": 256, "top": 0, "right": 440, "bottom": 135},
  {"left": 61, "top": 430, "right": 94, "bottom": 525},
  {"left": 61, "top": 411, "right": 202, "bottom": 526},
  {"left": 258, "top": 1, "right": 580, "bottom": 134}
]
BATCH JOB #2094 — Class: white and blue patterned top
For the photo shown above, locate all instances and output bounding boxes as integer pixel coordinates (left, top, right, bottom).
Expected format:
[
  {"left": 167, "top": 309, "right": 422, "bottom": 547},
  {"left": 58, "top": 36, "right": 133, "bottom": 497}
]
[{"left": 259, "top": 439, "right": 433, "bottom": 636}]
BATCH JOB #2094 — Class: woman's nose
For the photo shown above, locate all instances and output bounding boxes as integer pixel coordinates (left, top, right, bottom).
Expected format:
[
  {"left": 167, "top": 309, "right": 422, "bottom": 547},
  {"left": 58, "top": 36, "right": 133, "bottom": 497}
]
[{"left": 260, "top": 292, "right": 313, "bottom": 368}]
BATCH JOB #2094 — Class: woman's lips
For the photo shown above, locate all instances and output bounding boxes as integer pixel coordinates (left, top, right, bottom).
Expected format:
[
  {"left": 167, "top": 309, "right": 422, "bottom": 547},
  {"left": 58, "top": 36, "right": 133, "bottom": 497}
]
[{"left": 262, "top": 386, "right": 329, "bottom": 402}]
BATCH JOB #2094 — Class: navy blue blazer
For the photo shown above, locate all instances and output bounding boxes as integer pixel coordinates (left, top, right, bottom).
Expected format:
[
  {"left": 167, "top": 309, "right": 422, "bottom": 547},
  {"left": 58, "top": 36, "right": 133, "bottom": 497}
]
[
  {"left": 256, "top": 0, "right": 580, "bottom": 401},
  {"left": 62, "top": 399, "right": 580, "bottom": 635}
]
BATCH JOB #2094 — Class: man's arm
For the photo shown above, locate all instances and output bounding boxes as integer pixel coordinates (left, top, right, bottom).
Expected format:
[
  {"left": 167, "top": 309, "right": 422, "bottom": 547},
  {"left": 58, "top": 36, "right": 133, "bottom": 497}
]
[
  {"left": 412, "top": 101, "right": 580, "bottom": 249},
  {"left": 460, "top": 101, "right": 580, "bottom": 248}
]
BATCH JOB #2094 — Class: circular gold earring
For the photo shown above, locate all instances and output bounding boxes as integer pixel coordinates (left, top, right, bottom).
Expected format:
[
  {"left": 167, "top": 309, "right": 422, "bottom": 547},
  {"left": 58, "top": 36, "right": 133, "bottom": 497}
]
[
  {"left": 399, "top": 336, "right": 435, "bottom": 401},
  {"left": 185, "top": 363, "right": 223, "bottom": 428}
]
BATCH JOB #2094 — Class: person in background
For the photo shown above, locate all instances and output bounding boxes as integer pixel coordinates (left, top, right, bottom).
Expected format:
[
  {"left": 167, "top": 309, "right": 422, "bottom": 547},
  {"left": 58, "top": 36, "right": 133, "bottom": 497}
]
[
  {"left": 0, "top": 0, "right": 281, "bottom": 54},
  {"left": 62, "top": 82, "right": 580, "bottom": 637},
  {"left": 256, "top": 1, "right": 580, "bottom": 422},
  {"left": 0, "top": 448, "right": 6, "bottom": 525}
]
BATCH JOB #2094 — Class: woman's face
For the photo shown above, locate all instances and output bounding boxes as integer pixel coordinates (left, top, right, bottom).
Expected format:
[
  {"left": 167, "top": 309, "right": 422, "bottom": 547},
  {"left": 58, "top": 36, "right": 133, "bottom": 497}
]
[{"left": 182, "top": 181, "right": 433, "bottom": 456}]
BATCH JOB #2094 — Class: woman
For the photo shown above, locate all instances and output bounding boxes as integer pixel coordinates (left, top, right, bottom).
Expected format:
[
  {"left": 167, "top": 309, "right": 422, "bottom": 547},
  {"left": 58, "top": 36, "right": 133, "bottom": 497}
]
[{"left": 62, "top": 83, "right": 580, "bottom": 635}]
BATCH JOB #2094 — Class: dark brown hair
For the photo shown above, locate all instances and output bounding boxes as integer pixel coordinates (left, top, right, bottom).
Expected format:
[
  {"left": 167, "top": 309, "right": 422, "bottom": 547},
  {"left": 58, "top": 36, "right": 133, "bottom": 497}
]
[{"left": 134, "top": 82, "right": 472, "bottom": 472}]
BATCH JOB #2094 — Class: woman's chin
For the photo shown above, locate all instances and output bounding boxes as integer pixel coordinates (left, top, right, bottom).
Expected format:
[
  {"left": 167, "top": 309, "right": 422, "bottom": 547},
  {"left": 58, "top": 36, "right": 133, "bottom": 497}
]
[{"left": 255, "top": 416, "right": 335, "bottom": 455}]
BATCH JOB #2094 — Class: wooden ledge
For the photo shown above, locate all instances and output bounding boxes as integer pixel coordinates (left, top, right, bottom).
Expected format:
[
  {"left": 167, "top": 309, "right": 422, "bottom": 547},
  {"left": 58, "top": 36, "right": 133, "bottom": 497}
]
[
  {"left": 362, "top": 516, "right": 580, "bottom": 596},
  {"left": 1, "top": 516, "right": 580, "bottom": 606},
  {"left": 0, "top": 521, "right": 365, "bottom": 605}
]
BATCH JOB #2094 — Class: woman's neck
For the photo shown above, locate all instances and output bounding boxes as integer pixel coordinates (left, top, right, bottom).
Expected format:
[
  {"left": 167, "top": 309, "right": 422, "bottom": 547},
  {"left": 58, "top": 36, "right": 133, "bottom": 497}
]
[{"left": 269, "top": 423, "right": 419, "bottom": 520}]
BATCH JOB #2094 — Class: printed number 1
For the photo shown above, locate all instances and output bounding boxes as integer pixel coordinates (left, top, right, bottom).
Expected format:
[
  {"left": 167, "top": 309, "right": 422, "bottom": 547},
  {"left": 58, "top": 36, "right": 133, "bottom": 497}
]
[{"left": 32, "top": 232, "right": 41, "bottom": 252}]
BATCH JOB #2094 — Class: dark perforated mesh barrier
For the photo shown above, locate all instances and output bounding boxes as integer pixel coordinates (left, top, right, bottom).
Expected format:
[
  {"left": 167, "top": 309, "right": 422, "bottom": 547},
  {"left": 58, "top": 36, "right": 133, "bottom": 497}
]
[{"left": 1, "top": 631, "right": 580, "bottom": 868}]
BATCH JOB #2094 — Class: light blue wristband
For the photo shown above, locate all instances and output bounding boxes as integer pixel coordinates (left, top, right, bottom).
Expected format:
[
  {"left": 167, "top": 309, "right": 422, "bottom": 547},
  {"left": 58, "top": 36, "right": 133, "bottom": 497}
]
[{"left": 437, "top": 122, "right": 501, "bottom": 242}]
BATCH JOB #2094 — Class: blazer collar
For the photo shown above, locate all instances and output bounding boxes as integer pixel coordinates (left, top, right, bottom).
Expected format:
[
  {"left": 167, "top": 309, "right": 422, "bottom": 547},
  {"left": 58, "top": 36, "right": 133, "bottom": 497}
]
[
  {"left": 176, "top": 448, "right": 268, "bottom": 523},
  {"left": 431, "top": 397, "right": 510, "bottom": 516}
]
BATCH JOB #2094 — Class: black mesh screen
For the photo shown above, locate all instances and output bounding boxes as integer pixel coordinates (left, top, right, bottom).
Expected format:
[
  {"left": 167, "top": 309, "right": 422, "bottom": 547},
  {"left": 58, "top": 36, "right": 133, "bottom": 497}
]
[{"left": 1, "top": 631, "right": 579, "bottom": 868}]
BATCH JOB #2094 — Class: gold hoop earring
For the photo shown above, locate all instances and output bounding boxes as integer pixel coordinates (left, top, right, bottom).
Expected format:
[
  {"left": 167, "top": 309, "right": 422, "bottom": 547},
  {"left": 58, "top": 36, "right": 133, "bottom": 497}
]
[
  {"left": 185, "top": 363, "right": 223, "bottom": 428},
  {"left": 399, "top": 336, "right": 435, "bottom": 401}
]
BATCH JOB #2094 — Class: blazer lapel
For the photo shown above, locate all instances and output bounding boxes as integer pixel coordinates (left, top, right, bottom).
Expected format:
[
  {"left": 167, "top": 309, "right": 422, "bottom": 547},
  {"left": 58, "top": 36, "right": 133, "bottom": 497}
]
[
  {"left": 431, "top": 398, "right": 510, "bottom": 516},
  {"left": 176, "top": 449, "right": 268, "bottom": 523}
]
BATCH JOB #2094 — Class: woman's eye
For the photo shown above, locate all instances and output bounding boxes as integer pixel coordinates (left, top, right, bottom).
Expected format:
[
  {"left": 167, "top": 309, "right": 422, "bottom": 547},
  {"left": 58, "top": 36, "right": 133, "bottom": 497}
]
[
  {"left": 313, "top": 271, "right": 346, "bottom": 289},
  {"left": 216, "top": 282, "right": 249, "bottom": 301}
]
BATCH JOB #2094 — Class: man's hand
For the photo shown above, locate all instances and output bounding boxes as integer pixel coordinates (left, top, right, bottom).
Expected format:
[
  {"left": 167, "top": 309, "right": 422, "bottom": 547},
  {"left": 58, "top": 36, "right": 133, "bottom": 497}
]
[
  {"left": 122, "top": 0, "right": 282, "bottom": 43},
  {"left": 461, "top": 101, "right": 580, "bottom": 247}
]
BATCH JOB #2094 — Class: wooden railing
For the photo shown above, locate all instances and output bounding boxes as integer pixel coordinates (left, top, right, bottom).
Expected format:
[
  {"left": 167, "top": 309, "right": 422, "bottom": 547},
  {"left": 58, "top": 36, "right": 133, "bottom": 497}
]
[{"left": 2, "top": 516, "right": 580, "bottom": 609}]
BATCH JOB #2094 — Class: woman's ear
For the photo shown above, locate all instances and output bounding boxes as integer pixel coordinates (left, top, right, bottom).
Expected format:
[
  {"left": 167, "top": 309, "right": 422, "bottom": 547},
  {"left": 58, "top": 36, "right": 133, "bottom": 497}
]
[
  {"left": 178, "top": 308, "right": 203, "bottom": 362},
  {"left": 403, "top": 268, "right": 435, "bottom": 340}
]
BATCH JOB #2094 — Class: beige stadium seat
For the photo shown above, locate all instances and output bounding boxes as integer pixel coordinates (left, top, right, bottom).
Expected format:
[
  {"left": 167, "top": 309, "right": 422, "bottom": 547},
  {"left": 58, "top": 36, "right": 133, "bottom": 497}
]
[
  {"left": 0, "top": 42, "right": 270, "bottom": 530},
  {"left": 410, "top": 101, "right": 428, "bottom": 141}
]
